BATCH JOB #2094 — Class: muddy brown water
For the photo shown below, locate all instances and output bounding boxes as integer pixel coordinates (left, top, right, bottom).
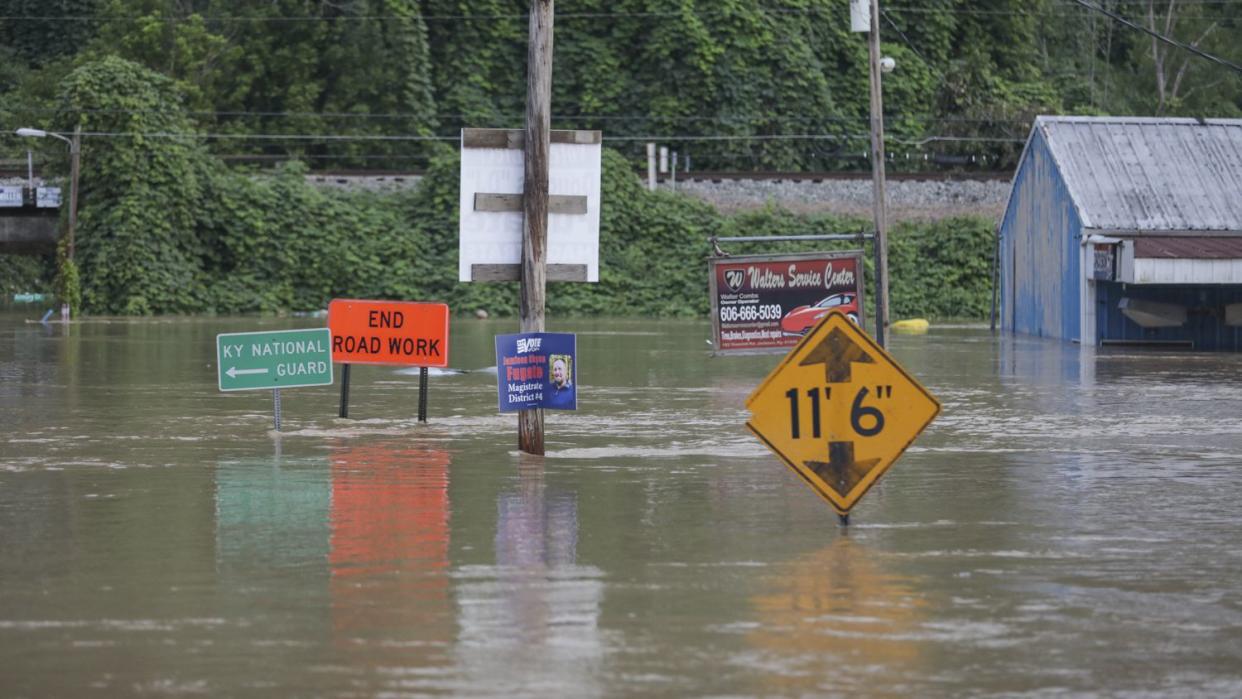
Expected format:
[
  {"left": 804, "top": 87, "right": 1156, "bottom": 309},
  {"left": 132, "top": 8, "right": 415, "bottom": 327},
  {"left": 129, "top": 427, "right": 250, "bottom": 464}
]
[{"left": 2, "top": 311, "right": 1241, "bottom": 696}]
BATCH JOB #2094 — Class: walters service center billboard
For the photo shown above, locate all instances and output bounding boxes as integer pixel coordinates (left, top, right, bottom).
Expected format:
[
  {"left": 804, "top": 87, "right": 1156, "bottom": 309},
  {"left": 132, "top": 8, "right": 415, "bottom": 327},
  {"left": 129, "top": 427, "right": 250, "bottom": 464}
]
[{"left": 710, "top": 251, "right": 866, "bottom": 355}]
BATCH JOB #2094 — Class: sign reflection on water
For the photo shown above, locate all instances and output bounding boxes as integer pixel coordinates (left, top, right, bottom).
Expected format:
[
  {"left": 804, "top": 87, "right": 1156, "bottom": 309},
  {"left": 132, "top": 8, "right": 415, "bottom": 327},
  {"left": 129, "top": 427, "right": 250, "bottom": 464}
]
[
  {"left": 454, "top": 462, "right": 604, "bottom": 689},
  {"left": 329, "top": 443, "right": 452, "bottom": 647},
  {"left": 495, "top": 467, "right": 578, "bottom": 568},
  {"left": 215, "top": 458, "right": 331, "bottom": 567},
  {"left": 748, "top": 538, "right": 926, "bottom": 694}
]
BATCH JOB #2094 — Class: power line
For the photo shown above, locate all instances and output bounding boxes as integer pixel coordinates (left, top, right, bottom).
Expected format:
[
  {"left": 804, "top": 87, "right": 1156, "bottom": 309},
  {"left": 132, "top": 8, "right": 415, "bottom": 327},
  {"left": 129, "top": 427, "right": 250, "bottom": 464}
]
[
  {"left": 68, "top": 131, "right": 456, "bottom": 142},
  {"left": 4, "top": 2, "right": 1239, "bottom": 23},
  {"left": 0, "top": 10, "right": 800, "bottom": 23},
  {"left": 888, "top": 7, "right": 1237, "bottom": 19},
  {"left": 8, "top": 130, "right": 1027, "bottom": 146},
  {"left": 1, "top": 104, "right": 1036, "bottom": 125},
  {"left": 880, "top": 9, "right": 947, "bottom": 82},
  {"left": 1070, "top": 0, "right": 1242, "bottom": 75}
]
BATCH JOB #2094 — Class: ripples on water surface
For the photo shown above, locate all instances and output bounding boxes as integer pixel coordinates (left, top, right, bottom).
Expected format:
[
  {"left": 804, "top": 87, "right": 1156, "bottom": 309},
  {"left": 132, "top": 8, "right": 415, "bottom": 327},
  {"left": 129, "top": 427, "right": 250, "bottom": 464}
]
[{"left": 2, "top": 312, "right": 1241, "bottom": 696}]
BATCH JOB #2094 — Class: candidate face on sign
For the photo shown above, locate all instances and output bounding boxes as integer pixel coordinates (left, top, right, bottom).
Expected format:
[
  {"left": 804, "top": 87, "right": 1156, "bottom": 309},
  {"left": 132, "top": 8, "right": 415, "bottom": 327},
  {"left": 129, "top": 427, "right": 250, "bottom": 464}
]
[
  {"left": 544, "top": 355, "right": 576, "bottom": 410},
  {"left": 551, "top": 357, "right": 571, "bottom": 389}
]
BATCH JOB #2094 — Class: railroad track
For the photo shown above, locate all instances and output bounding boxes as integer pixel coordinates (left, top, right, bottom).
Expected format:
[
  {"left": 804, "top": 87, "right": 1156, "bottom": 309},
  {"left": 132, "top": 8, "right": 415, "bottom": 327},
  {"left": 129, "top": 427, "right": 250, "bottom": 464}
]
[
  {"left": 0, "top": 160, "right": 1010, "bottom": 182},
  {"left": 663, "top": 170, "right": 1009, "bottom": 182},
  {"left": 299, "top": 169, "right": 1010, "bottom": 182}
]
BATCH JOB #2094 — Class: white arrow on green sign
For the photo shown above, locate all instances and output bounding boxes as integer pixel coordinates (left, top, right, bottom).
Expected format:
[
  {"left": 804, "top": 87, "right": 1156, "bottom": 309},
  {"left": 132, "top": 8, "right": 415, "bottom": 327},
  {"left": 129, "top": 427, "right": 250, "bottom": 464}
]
[{"left": 216, "top": 328, "right": 334, "bottom": 391}]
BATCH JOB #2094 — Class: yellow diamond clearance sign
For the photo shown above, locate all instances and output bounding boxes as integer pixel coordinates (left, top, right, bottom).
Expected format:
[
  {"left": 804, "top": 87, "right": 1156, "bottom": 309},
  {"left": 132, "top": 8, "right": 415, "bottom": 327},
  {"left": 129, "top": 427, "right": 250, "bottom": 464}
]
[{"left": 746, "top": 311, "right": 940, "bottom": 516}]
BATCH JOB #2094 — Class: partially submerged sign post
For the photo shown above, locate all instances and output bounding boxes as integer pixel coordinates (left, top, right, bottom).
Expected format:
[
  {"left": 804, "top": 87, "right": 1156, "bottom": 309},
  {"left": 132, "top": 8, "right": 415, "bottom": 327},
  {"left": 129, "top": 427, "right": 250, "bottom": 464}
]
[
  {"left": 327, "top": 299, "right": 450, "bottom": 422},
  {"left": 460, "top": 0, "right": 598, "bottom": 454},
  {"left": 746, "top": 312, "right": 939, "bottom": 524},
  {"left": 216, "top": 328, "right": 334, "bottom": 431}
]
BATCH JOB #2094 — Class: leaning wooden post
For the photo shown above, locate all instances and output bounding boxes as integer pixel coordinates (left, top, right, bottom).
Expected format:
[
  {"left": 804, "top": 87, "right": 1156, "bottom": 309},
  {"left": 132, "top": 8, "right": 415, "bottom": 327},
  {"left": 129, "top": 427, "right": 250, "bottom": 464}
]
[
  {"left": 867, "top": 0, "right": 890, "bottom": 348},
  {"left": 519, "top": 0, "right": 554, "bottom": 455}
]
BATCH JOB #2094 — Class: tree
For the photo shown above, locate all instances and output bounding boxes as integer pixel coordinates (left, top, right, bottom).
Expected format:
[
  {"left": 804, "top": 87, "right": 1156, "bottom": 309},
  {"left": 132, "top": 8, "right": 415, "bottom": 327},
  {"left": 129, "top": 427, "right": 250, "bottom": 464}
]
[
  {"left": 423, "top": 0, "right": 526, "bottom": 129},
  {"left": 1139, "top": 0, "right": 1240, "bottom": 115},
  {"left": 80, "top": 0, "right": 440, "bottom": 167},
  {"left": 0, "top": 0, "right": 102, "bottom": 67},
  {"left": 59, "top": 56, "right": 213, "bottom": 313}
]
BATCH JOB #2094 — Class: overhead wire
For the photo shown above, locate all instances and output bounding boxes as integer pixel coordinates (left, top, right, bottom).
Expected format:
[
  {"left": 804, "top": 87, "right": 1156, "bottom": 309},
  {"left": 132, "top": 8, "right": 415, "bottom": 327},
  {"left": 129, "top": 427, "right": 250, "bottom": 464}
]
[
  {"left": 0, "top": 3, "right": 1059, "bottom": 169},
  {"left": 1068, "top": 0, "right": 1242, "bottom": 75},
  {"left": 3, "top": 0, "right": 1241, "bottom": 22},
  {"left": 2, "top": 0, "right": 1240, "bottom": 22},
  {"left": 6, "top": 130, "right": 1025, "bottom": 146},
  {"left": 879, "top": 8, "right": 948, "bottom": 82},
  {"left": 2, "top": 105, "right": 1036, "bottom": 124}
]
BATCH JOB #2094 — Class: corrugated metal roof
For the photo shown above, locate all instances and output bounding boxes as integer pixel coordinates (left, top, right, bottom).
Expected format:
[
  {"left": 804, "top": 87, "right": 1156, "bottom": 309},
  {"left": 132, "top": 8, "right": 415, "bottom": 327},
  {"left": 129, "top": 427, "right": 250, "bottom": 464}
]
[{"left": 1034, "top": 116, "right": 1242, "bottom": 232}]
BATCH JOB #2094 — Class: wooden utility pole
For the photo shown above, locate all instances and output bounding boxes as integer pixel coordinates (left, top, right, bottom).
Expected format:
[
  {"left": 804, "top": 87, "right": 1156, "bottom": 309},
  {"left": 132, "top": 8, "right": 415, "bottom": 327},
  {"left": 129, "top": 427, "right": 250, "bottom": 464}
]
[
  {"left": 59, "top": 125, "right": 81, "bottom": 323},
  {"left": 68, "top": 125, "right": 80, "bottom": 262},
  {"left": 519, "top": 0, "right": 554, "bottom": 455},
  {"left": 867, "top": 0, "right": 890, "bottom": 348}
]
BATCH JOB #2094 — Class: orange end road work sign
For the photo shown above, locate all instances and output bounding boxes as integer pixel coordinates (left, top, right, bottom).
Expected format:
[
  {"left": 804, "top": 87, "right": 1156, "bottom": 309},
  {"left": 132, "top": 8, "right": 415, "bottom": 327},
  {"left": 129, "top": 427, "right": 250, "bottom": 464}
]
[{"left": 328, "top": 299, "right": 450, "bottom": 367}]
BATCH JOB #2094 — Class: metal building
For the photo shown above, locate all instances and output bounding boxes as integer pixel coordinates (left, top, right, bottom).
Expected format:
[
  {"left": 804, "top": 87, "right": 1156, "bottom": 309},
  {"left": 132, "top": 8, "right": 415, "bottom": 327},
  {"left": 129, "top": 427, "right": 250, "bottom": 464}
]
[{"left": 998, "top": 116, "right": 1242, "bottom": 350}]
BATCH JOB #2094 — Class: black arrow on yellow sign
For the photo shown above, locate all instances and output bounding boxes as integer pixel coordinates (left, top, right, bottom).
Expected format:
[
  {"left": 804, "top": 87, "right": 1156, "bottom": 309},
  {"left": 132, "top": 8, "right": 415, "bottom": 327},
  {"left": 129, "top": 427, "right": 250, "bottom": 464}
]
[
  {"left": 798, "top": 327, "right": 875, "bottom": 383},
  {"left": 804, "top": 441, "right": 881, "bottom": 499}
]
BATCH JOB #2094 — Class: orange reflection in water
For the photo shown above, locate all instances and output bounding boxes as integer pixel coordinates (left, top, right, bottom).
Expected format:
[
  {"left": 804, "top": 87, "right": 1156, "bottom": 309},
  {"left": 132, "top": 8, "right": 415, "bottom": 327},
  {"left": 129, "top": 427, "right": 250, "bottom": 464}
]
[
  {"left": 329, "top": 442, "right": 452, "bottom": 648},
  {"left": 748, "top": 537, "right": 927, "bottom": 694}
]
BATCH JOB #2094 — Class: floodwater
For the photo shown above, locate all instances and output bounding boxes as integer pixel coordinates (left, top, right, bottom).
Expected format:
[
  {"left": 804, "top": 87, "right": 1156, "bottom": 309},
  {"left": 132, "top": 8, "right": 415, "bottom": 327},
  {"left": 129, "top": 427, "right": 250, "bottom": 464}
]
[{"left": 2, "top": 309, "right": 1241, "bottom": 697}]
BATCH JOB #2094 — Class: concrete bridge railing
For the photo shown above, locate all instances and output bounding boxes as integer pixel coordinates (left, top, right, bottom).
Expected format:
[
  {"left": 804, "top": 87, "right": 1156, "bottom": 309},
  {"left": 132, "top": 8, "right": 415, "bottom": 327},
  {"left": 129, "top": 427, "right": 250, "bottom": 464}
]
[{"left": 0, "top": 185, "right": 61, "bottom": 253}]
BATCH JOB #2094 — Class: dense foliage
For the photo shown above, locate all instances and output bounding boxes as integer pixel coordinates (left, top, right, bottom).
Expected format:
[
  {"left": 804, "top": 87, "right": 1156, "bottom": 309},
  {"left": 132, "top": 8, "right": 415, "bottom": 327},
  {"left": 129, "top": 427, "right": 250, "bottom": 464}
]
[
  {"left": 3, "top": 1, "right": 1239, "bottom": 171},
  {"left": 8, "top": 56, "right": 992, "bottom": 318},
  {"left": 0, "top": 254, "right": 51, "bottom": 296},
  {"left": 4, "top": 1, "right": 1231, "bottom": 317},
  {"left": 0, "top": 58, "right": 993, "bottom": 317}
]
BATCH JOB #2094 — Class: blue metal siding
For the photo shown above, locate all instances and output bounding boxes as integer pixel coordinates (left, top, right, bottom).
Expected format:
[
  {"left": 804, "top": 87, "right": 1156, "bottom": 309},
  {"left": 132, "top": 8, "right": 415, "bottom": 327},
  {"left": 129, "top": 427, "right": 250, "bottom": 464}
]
[
  {"left": 1000, "top": 130, "right": 1083, "bottom": 341},
  {"left": 1095, "top": 282, "right": 1242, "bottom": 351}
]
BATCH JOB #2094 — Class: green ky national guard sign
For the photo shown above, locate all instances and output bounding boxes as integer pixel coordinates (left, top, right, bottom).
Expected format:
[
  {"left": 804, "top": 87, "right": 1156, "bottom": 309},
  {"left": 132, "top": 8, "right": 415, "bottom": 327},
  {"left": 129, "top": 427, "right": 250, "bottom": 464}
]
[
  {"left": 216, "top": 328, "right": 333, "bottom": 392},
  {"left": 746, "top": 311, "right": 940, "bottom": 516}
]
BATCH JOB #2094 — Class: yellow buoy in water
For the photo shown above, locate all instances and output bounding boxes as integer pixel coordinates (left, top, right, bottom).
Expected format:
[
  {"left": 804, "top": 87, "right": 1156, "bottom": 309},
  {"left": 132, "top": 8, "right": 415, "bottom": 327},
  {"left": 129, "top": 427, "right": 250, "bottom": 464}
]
[{"left": 891, "top": 318, "right": 930, "bottom": 334}]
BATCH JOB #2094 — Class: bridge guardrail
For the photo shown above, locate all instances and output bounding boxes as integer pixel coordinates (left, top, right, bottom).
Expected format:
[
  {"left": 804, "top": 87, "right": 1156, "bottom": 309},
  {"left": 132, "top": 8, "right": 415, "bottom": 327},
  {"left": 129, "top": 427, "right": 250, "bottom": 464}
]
[{"left": 0, "top": 185, "right": 61, "bottom": 209}]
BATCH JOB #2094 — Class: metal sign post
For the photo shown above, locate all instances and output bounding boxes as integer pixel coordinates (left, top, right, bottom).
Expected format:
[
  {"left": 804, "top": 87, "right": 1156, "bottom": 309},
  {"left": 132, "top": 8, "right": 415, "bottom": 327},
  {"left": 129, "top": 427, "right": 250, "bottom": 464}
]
[
  {"left": 418, "top": 367, "right": 429, "bottom": 423},
  {"left": 273, "top": 388, "right": 282, "bottom": 432},
  {"left": 338, "top": 364, "right": 351, "bottom": 418}
]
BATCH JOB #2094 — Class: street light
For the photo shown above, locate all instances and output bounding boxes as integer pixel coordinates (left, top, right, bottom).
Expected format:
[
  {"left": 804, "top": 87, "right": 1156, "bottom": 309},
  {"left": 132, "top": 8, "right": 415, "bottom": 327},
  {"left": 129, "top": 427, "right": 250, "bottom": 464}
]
[{"left": 15, "top": 126, "right": 80, "bottom": 322}]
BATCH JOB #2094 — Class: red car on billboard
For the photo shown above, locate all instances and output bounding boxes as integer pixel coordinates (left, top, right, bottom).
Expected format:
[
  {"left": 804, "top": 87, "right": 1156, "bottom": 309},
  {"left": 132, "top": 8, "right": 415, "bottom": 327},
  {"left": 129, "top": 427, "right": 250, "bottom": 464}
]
[{"left": 780, "top": 293, "right": 859, "bottom": 335}]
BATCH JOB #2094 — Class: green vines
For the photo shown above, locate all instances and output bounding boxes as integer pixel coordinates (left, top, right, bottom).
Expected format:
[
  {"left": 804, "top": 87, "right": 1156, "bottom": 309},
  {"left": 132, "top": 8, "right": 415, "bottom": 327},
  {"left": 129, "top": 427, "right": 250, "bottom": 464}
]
[{"left": 36, "top": 58, "right": 995, "bottom": 319}]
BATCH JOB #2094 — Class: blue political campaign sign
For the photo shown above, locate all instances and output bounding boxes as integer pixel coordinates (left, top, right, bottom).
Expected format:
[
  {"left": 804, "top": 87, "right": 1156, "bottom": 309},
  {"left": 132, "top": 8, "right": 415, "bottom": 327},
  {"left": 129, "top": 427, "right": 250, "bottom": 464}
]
[{"left": 495, "top": 332, "right": 577, "bottom": 412}]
